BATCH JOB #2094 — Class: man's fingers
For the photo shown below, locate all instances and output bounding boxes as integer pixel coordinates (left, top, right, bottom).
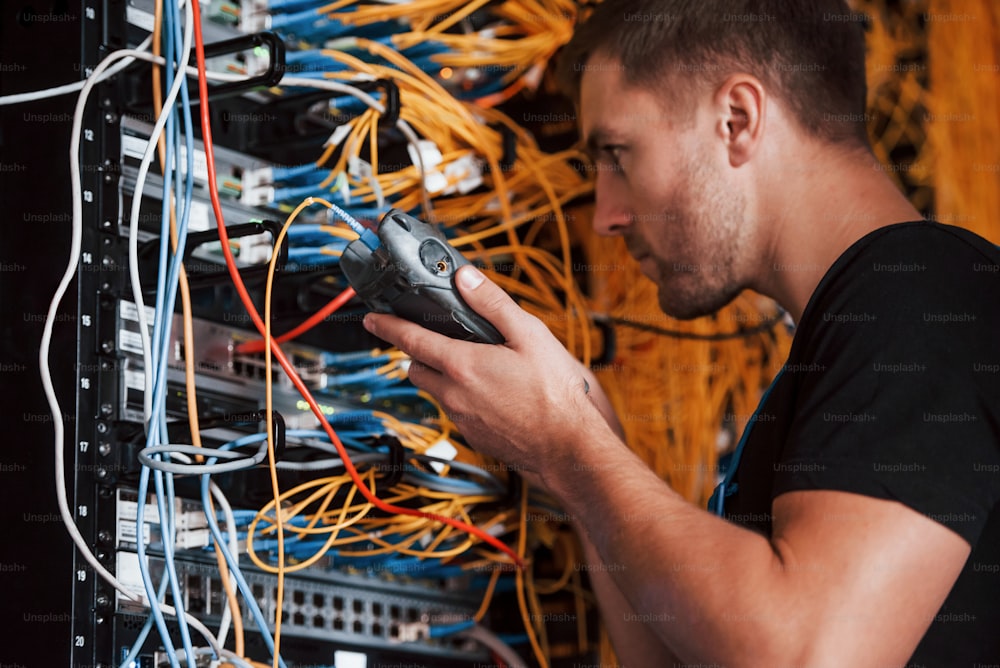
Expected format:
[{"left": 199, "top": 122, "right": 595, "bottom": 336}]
[
  {"left": 404, "top": 358, "right": 447, "bottom": 395},
  {"left": 363, "top": 312, "right": 451, "bottom": 372},
  {"left": 455, "top": 265, "right": 536, "bottom": 345}
]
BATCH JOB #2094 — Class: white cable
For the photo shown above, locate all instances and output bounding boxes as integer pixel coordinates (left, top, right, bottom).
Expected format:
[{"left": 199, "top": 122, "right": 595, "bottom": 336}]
[
  {"left": 460, "top": 625, "right": 529, "bottom": 668},
  {"left": 162, "top": 648, "right": 256, "bottom": 668},
  {"left": 209, "top": 481, "right": 240, "bottom": 649},
  {"left": 216, "top": 650, "right": 256, "bottom": 668},
  {"left": 128, "top": 0, "right": 193, "bottom": 425},
  {"left": 0, "top": 36, "right": 153, "bottom": 106},
  {"left": 38, "top": 30, "right": 221, "bottom": 664}
]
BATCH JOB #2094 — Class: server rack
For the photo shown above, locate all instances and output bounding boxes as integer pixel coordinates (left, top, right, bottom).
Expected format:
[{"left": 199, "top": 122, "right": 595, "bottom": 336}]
[{"left": 2, "top": 1, "right": 597, "bottom": 666}]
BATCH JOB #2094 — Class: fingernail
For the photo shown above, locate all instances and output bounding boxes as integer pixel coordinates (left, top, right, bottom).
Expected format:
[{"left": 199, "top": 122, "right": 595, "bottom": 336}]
[
  {"left": 363, "top": 314, "right": 375, "bottom": 332},
  {"left": 458, "top": 265, "right": 485, "bottom": 290}
]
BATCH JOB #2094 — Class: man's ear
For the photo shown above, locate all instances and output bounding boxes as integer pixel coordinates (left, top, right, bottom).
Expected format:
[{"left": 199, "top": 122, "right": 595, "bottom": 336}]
[{"left": 714, "top": 74, "right": 766, "bottom": 167}]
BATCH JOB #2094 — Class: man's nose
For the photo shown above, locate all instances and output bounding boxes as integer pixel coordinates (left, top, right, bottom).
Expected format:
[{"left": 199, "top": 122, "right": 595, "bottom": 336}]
[{"left": 591, "top": 172, "right": 631, "bottom": 237}]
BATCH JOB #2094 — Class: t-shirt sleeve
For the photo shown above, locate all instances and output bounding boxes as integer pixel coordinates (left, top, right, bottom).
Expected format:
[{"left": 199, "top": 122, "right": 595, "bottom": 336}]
[{"left": 772, "top": 227, "right": 1000, "bottom": 546}]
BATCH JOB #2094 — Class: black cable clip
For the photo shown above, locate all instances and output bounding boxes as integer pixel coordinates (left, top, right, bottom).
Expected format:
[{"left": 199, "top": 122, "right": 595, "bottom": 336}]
[
  {"left": 168, "top": 409, "right": 286, "bottom": 462},
  {"left": 354, "top": 78, "right": 401, "bottom": 128},
  {"left": 482, "top": 123, "right": 517, "bottom": 172},
  {"left": 374, "top": 434, "right": 408, "bottom": 487},
  {"left": 188, "top": 31, "right": 286, "bottom": 101},
  {"left": 234, "top": 409, "right": 286, "bottom": 462},
  {"left": 477, "top": 468, "right": 522, "bottom": 513},
  {"left": 136, "top": 219, "right": 290, "bottom": 293}
]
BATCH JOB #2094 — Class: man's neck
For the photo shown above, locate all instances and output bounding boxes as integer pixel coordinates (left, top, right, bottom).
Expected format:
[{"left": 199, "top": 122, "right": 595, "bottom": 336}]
[{"left": 754, "top": 147, "right": 923, "bottom": 324}]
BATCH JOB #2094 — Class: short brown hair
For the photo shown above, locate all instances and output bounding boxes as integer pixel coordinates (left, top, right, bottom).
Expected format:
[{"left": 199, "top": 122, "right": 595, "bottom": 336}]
[{"left": 556, "top": 0, "right": 869, "bottom": 145}]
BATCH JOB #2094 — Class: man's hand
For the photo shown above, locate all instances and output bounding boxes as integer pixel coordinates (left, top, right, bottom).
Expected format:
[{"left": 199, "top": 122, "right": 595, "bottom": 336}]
[{"left": 363, "top": 265, "right": 611, "bottom": 489}]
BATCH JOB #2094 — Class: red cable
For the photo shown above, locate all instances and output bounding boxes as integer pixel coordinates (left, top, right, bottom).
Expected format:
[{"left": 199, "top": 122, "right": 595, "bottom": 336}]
[
  {"left": 188, "top": 4, "right": 522, "bottom": 567},
  {"left": 235, "top": 286, "right": 357, "bottom": 354}
]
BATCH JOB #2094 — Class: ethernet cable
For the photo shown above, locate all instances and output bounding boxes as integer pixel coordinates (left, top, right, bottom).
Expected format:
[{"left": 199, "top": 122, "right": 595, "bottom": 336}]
[
  {"left": 119, "top": 457, "right": 241, "bottom": 666},
  {"left": 127, "top": 0, "right": 193, "bottom": 427},
  {"left": 128, "top": 0, "right": 197, "bottom": 663},
  {"left": 0, "top": 36, "right": 153, "bottom": 105},
  {"left": 150, "top": 0, "right": 249, "bottom": 660},
  {"left": 197, "top": 462, "right": 289, "bottom": 668}
]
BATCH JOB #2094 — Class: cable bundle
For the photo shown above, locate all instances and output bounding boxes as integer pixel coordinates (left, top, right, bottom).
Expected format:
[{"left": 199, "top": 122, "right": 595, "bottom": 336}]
[{"left": 260, "top": 0, "right": 579, "bottom": 104}]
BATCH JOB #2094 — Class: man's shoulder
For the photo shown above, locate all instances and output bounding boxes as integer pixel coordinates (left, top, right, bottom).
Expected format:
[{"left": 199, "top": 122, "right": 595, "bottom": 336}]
[
  {"left": 801, "top": 221, "right": 1000, "bottom": 330},
  {"left": 839, "top": 220, "right": 1000, "bottom": 269}
]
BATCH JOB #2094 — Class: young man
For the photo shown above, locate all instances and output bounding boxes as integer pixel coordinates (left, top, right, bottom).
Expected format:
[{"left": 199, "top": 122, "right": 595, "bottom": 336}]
[{"left": 364, "top": 1, "right": 1000, "bottom": 664}]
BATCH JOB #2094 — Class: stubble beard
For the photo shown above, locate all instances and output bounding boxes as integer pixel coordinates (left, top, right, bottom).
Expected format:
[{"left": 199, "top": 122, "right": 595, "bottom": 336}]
[{"left": 653, "top": 157, "right": 748, "bottom": 320}]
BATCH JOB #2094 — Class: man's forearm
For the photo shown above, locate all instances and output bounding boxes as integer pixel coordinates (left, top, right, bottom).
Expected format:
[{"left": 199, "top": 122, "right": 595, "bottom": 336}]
[
  {"left": 548, "top": 415, "right": 797, "bottom": 666},
  {"left": 575, "top": 527, "right": 681, "bottom": 667}
]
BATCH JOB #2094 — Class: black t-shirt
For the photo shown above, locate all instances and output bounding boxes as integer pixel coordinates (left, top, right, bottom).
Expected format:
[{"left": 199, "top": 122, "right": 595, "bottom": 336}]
[{"left": 722, "top": 221, "right": 1000, "bottom": 666}]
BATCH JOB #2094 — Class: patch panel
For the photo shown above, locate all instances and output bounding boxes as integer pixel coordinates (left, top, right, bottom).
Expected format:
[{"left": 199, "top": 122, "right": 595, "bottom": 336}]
[
  {"left": 117, "top": 553, "right": 489, "bottom": 661},
  {"left": 107, "top": 300, "right": 352, "bottom": 426},
  {"left": 119, "top": 116, "right": 286, "bottom": 237}
]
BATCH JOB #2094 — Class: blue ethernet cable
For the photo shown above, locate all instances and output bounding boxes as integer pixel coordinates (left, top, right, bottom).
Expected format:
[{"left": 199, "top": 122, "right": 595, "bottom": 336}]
[
  {"left": 320, "top": 350, "right": 396, "bottom": 367},
  {"left": 154, "top": 466, "right": 196, "bottom": 666},
  {"left": 271, "top": 162, "right": 327, "bottom": 183},
  {"left": 265, "top": 0, "right": 331, "bottom": 14},
  {"left": 135, "top": 0, "right": 200, "bottom": 663},
  {"left": 135, "top": 465, "right": 181, "bottom": 667},
  {"left": 119, "top": 567, "right": 173, "bottom": 668},
  {"left": 159, "top": 20, "right": 202, "bottom": 660},
  {"left": 286, "top": 223, "right": 350, "bottom": 246},
  {"left": 430, "top": 620, "right": 476, "bottom": 638},
  {"left": 364, "top": 387, "right": 424, "bottom": 401},
  {"left": 285, "top": 247, "right": 346, "bottom": 268},
  {"left": 272, "top": 181, "right": 345, "bottom": 204},
  {"left": 269, "top": 8, "right": 347, "bottom": 36},
  {"left": 132, "top": 5, "right": 182, "bottom": 663},
  {"left": 321, "top": 367, "right": 405, "bottom": 389},
  {"left": 198, "top": 458, "right": 289, "bottom": 668}
]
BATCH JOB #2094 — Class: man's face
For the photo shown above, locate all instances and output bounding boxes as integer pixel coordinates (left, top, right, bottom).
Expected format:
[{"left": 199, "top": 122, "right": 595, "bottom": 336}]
[{"left": 579, "top": 54, "right": 752, "bottom": 320}]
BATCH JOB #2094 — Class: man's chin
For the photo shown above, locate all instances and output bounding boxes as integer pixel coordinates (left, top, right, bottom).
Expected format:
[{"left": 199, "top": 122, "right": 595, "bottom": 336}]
[{"left": 657, "top": 284, "right": 737, "bottom": 321}]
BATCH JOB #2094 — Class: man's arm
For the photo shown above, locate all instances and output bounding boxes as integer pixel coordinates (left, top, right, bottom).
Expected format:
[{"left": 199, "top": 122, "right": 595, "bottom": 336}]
[
  {"left": 576, "top": 530, "right": 682, "bottom": 667},
  {"left": 364, "top": 266, "right": 971, "bottom": 666},
  {"left": 575, "top": 366, "right": 682, "bottom": 667},
  {"left": 554, "top": 441, "right": 969, "bottom": 666}
]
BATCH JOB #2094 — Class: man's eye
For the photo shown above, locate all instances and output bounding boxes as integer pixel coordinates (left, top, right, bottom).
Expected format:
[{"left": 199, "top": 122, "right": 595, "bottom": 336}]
[{"left": 605, "top": 146, "right": 624, "bottom": 170}]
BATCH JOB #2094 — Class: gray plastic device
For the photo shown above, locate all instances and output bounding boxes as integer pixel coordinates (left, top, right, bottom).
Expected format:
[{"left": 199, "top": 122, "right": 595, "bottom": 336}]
[{"left": 340, "top": 209, "right": 505, "bottom": 344}]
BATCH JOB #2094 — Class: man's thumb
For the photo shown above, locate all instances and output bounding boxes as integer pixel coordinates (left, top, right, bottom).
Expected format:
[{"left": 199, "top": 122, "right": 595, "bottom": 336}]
[{"left": 455, "top": 265, "right": 528, "bottom": 342}]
